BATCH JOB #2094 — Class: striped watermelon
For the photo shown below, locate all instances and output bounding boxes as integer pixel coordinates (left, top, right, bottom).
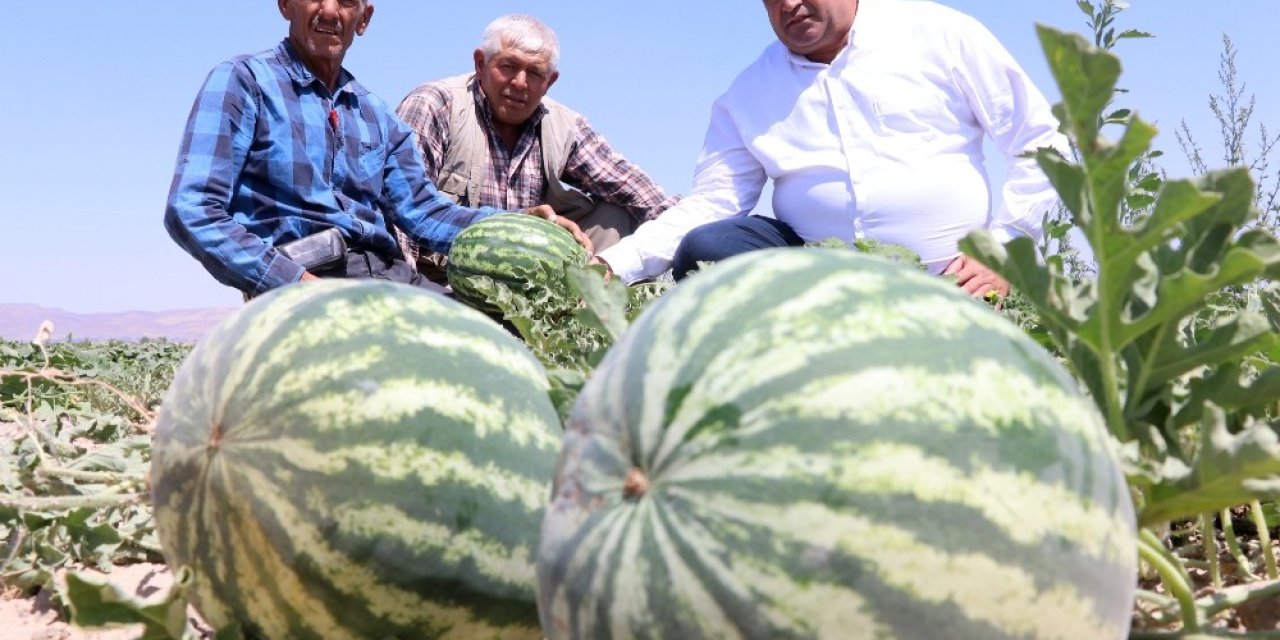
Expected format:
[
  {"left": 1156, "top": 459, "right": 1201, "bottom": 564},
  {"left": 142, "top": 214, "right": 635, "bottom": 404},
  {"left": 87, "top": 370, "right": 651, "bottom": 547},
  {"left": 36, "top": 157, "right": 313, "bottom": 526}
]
[
  {"left": 150, "top": 280, "right": 562, "bottom": 639},
  {"left": 447, "top": 213, "right": 588, "bottom": 314},
  {"left": 536, "top": 249, "right": 1137, "bottom": 639}
]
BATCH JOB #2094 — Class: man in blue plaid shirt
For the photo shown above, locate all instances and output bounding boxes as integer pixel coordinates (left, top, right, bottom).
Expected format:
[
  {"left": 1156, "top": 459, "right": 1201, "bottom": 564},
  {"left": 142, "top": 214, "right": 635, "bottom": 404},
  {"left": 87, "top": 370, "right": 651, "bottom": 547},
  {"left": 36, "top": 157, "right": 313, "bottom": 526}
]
[{"left": 164, "top": 0, "right": 588, "bottom": 298}]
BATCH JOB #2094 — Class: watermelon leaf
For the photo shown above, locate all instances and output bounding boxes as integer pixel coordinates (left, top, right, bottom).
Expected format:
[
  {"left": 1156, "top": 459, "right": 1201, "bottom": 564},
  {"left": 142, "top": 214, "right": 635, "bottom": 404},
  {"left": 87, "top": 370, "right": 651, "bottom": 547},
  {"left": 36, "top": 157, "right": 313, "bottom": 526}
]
[
  {"left": 565, "top": 265, "right": 629, "bottom": 343},
  {"left": 65, "top": 565, "right": 200, "bottom": 640},
  {"left": 1134, "top": 406, "right": 1280, "bottom": 527},
  {"left": 961, "top": 25, "right": 1280, "bottom": 525}
]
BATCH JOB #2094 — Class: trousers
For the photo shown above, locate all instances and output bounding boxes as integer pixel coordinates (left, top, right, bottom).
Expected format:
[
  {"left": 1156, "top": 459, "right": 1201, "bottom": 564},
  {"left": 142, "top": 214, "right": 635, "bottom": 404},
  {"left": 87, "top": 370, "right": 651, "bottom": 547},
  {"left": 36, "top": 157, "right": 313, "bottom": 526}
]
[{"left": 671, "top": 216, "right": 805, "bottom": 280}]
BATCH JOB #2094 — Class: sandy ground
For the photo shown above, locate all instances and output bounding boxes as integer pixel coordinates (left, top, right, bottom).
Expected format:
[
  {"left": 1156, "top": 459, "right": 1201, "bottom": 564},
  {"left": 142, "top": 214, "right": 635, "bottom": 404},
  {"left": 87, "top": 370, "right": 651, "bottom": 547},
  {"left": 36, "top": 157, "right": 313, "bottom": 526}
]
[{"left": 0, "top": 563, "right": 193, "bottom": 640}]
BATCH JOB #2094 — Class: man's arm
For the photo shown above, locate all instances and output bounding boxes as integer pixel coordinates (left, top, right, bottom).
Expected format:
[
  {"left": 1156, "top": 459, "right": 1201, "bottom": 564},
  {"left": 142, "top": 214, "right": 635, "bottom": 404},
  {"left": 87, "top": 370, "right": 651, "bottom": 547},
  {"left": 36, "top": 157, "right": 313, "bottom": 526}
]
[
  {"left": 951, "top": 16, "right": 1071, "bottom": 245},
  {"left": 163, "top": 61, "right": 305, "bottom": 295},
  {"left": 380, "top": 115, "right": 499, "bottom": 255},
  {"left": 596, "top": 97, "right": 767, "bottom": 283},
  {"left": 394, "top": 83, "right": 452, "bottom": 185},
  {"left": 559, "top": 116, "right": 680, "bottom": 222}
]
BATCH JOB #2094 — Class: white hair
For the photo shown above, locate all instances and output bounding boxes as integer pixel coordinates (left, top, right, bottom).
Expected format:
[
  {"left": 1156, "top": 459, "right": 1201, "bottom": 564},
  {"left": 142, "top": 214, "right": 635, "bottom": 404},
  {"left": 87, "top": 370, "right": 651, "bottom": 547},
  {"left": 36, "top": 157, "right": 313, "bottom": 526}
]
[{"left": 478, "top": 15, "right": 560, "bottom": 71}]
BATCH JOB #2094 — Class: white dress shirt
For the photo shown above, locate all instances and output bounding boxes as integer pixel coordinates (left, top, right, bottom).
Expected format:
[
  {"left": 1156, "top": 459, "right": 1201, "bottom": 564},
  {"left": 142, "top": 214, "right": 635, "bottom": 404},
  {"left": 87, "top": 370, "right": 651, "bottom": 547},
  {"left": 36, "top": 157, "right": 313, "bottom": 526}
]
[{"left": 599, "top": 0, "right": 1070, "bottom": 283}]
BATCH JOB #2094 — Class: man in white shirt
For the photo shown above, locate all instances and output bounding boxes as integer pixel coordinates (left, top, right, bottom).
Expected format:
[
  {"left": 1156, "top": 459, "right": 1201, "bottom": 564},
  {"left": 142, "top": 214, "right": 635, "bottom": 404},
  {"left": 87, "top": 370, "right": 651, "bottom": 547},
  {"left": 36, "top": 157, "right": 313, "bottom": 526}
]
[{"left": 594, "top": 0, "right": 1069, "bottom": 299}]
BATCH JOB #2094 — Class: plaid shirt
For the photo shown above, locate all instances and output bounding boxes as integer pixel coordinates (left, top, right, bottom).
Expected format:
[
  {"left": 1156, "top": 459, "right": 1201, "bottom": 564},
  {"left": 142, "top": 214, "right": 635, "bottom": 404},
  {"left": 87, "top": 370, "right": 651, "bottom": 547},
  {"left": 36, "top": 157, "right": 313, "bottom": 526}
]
[
  {"left": 164, "top": 40, "right": 496, "bottom": 296},
  {"left": 395, "top": 77, "right": 678, "bottom": 221}
]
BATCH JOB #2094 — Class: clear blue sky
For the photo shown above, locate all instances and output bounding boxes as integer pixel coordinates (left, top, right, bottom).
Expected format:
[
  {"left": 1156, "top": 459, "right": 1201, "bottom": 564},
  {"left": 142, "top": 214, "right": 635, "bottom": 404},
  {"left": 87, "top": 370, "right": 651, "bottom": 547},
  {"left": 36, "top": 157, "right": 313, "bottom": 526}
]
[{"left": 1, "top": 1, "right": 1275, "bottom": 312}]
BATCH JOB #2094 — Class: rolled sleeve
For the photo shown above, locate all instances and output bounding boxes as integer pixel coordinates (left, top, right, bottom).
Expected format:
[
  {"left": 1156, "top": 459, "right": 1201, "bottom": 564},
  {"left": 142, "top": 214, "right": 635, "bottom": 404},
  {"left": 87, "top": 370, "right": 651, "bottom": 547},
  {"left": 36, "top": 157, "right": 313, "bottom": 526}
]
[{"left": 163, "top": 61, "right": 299, "bottom": 294}]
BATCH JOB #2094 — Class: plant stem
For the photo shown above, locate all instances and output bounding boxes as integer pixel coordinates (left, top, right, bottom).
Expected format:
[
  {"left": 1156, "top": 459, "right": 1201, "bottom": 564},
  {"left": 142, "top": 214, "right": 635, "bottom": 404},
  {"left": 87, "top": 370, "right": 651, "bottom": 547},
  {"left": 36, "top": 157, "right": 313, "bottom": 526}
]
[
  {"left": 1203, "top": 514, "right": 1223, "bottom": 590},
  {"left": 1221, "top": 508, "right": 1258, "bottom": 581},
  {"left": 1199, "top": 578, "right": 1280, "bottom": 618},
  {"left": 1094, "top": 342, "right": 1132, "bottom": 441},
  {"left": 34, "top": 467, "right": 142, "bottom": 486},
  {"left": 1140, "top": 528, "right": 1202, "bottom": 632},
  {"left": 1135, "top": 587, "right": 1180, "bottom": 613},
  {"left": 1126, "top": 320, "right": 1172, "bottom": 416},
  {"left": 0, "top": 493, "right": 147, "bottom": 512},
  {"left": 1251, "top": 500, "right": 1278, "bottom": 580}
]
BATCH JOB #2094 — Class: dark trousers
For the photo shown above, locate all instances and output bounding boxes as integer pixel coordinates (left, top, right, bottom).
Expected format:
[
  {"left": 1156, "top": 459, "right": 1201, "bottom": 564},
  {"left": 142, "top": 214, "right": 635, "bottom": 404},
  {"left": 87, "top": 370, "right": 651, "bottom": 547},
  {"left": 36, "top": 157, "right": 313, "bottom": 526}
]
[
  {"left": 671, "top": 216, "right": 805, "bottom": 280},
  {"left": 320, "top": 249, "right": 448, "bottom": 294}
]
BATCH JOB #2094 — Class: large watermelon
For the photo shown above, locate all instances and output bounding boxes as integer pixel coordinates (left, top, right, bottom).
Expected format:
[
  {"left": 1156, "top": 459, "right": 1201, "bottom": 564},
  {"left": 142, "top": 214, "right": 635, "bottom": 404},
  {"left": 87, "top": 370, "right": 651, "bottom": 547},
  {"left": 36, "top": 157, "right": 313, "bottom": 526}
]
[
  {"left": 150, "top": 280, "right": 562, "bottom": 639},
  {"left": 536, "top": 249, "right": 1137, "bottom": 639},
  {"left": 447, "top": 213, "right": 588, "bottom": 315}
]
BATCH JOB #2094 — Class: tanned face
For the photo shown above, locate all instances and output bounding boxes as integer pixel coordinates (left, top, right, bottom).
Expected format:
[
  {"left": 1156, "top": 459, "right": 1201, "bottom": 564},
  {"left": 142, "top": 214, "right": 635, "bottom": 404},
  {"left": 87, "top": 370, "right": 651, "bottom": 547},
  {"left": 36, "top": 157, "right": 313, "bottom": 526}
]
[
  {"left": 764, "top": 0, "right": 857, "bottom": 64},
  {"left": 473, "top": 44, "right": 560, "bottom": 128},
  {"left": 278, "top": 0, "right": 373, "bottom": 80}
]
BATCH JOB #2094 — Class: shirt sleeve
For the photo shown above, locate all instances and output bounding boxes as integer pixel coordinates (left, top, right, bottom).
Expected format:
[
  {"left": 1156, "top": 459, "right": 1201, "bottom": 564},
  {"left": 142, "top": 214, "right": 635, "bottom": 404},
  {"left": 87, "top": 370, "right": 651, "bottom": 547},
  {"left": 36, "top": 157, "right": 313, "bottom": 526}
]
[
  {"left": 949, "top": 16, "right": 1070, "bottom": 244},
  {"left": 394, "top": 83, "right": 452, "bottom": 185},
  {"left": 559, "top": 116, "right": 680, "bottom": 223},
  {"left": 380, "top": 114, "right": 498, "bottom": 256},
  {"left": 598, "top": 96, "right": 767, "bottom": 283},
  {"left": 163, "top": 61, "right": 304, "bottom": 295}
]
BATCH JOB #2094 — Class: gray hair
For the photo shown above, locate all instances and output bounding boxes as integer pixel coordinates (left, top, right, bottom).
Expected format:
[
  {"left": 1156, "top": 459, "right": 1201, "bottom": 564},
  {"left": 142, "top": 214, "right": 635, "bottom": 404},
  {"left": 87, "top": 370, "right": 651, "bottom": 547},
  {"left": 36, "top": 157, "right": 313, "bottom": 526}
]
[{"left": 478, "top": 15, "right": 560, "bottom": 72}]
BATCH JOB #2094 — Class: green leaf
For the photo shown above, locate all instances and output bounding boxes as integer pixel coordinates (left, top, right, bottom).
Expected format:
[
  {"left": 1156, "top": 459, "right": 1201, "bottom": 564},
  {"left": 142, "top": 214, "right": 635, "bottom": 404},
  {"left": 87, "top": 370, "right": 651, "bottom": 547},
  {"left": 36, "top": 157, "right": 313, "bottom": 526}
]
[
  {"left": 546, "top": 368, "right": 586, "bottom": 424},
  {"left": 959, "top": 233, "right": 1084, "bottom": 333},
  {"left": 1037, "top": 24, "right": 1120, "bottom": 155},
  {"left": 565, "top": 266, "right": 629, "bottom": 343},
  {"left": 1138, "top": 406, "right": 1280, "bottom": 526},
  {"left": 1142, "top": 312, "right": 1278, "bottom": 391},
  {"left": 1116, "top": 29, "right": 1155, "bottom": 40},
  {"left": 850, "top": 238, "right": 926, "bottom": 270},
  {"left": 1177, "top": 363, "right": 1280, "bottom": 427},
  {"left": 66, "top": 565, "right": 197, "bottom": 640}
]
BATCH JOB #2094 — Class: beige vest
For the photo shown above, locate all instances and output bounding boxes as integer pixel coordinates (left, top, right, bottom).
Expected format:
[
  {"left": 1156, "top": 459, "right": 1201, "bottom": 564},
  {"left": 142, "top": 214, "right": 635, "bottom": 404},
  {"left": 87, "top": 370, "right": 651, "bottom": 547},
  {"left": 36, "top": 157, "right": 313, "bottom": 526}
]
[
  {"left": 435, "top": 73, "right": 596, "bottom": 218},
  {"left": 399, "top": 75, "right": 632, "bottom": 270}
]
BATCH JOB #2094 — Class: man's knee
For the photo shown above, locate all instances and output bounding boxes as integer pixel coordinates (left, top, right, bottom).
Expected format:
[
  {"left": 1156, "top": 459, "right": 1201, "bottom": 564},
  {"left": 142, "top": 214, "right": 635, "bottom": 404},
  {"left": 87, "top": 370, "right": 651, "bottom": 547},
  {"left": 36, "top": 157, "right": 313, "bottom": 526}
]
[
  {"left": 676, "top": 223, "right": 727, "bottom": 263},
  {"left": 672, "top": 222, "right": 735, "bottom": 279}
]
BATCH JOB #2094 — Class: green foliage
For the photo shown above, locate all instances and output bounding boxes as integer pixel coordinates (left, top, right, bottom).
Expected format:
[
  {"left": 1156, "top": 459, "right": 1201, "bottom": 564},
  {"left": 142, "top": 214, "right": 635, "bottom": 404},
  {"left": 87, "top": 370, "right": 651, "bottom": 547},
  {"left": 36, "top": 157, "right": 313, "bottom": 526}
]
[
  {"left": 458, "top": 264, "right": 671, "bottom": 419},
  {"left": 0, "top": 339, "right": 189, "bottom": 603},
  {"left": 807, "top": 236, "right": 928, "bottom": 271},
  {"left": 65, "top": 566, "right": 207, "bottom": 640},
  {"left": 963, "top": 26, "right": 1280, "bottom": 529}
]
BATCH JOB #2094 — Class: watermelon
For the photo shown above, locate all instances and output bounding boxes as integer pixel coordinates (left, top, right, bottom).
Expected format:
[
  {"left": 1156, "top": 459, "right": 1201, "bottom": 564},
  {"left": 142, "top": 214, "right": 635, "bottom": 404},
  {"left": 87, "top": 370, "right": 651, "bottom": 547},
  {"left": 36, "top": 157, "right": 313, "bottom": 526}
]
[
  {"left": 536, "top": 249, "right": 1137, "bottom": 639},
  {"left": 447, "top": 213, "right": 588, "bottom": 315},
  {"left": 150, "top": 280, "right": 562, "bottom": 639}
]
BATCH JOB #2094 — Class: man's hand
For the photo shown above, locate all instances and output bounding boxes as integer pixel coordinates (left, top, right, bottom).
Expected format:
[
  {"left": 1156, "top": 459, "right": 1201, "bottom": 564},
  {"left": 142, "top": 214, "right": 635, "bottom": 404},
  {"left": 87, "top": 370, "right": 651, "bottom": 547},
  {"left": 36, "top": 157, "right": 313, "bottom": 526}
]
[
  {"left": 943, "top": 255, "right": 1009, "bottom": 302},
  {"left": 522, "top": 205, "right": 594, "bottom": 256},
  {"left": 300, "top": 272, "right": 321, "bottom": 282}
]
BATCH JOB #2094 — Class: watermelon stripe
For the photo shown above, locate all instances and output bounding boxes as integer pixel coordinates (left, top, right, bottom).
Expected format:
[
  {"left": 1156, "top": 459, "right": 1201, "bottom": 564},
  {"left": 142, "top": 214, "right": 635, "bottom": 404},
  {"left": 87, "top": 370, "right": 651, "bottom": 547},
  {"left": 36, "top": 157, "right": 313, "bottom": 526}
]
[
  {"left": 241, "top": 439, "right": 549, "bottom": 514},
  {"left": 447, "top": 213, "right": 588, "bottom": 314},
  {"left": 152, "top": 280, "right": 558, "bottom": 638},
  {"left": 538, "top": 249, "right": 1136, "bottom": 639},
  {"left": 661, "top": 441, "right": 1128, "bottom": 563}
]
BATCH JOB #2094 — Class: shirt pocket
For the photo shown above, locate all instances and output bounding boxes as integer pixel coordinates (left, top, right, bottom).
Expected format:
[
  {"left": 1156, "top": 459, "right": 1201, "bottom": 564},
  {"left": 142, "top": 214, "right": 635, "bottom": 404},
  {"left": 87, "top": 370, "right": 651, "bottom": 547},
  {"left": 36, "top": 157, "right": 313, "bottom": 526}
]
[{"left": 356, "top": 142, "right": 383, "bottom": 182}]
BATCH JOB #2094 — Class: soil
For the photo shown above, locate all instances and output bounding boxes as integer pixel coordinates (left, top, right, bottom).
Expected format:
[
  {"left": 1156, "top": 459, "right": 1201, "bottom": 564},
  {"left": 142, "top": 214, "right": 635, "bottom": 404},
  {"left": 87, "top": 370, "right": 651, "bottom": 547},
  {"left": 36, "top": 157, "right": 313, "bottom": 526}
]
[{"left": 0, "top": 563, "right": 196, "bottom": 640}]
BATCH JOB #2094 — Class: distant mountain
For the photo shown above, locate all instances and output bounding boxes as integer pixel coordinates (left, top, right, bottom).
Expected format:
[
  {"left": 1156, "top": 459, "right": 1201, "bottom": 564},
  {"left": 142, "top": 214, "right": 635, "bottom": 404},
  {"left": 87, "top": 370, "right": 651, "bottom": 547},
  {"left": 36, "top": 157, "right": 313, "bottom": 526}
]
[{"left": 0, "top": 304, "right": 235, "bottom": 342}]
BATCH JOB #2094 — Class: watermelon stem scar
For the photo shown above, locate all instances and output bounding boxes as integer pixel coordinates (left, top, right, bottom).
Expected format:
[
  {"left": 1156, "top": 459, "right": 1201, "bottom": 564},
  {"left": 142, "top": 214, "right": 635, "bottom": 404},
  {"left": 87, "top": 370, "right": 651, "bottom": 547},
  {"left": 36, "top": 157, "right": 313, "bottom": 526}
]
[{"left": 623, "top": 468, "right": 649, "bottom": 500}]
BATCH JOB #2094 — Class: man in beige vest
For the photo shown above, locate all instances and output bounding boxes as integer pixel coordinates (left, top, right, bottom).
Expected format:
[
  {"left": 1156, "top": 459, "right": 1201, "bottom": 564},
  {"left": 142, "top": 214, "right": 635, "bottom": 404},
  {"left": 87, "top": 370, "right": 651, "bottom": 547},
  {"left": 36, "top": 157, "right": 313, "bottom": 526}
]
[{"left": 395, "top": 14, "right": 678, "bottom": 279}]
